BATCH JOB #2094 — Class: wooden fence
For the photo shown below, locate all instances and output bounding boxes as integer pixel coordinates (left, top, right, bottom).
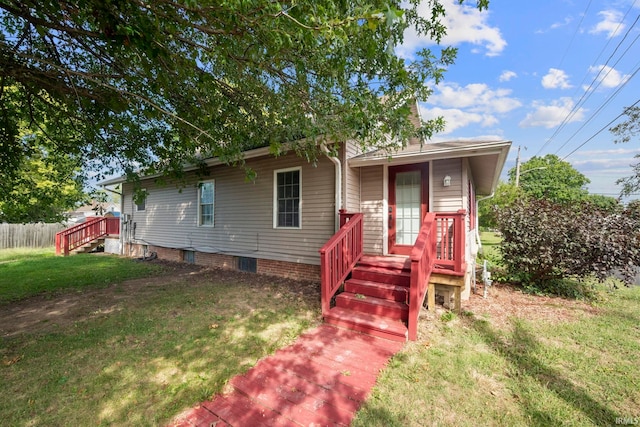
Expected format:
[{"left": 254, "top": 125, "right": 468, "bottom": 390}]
[{"left": 0, "top": 223, "right": 65, "bottom": 249}]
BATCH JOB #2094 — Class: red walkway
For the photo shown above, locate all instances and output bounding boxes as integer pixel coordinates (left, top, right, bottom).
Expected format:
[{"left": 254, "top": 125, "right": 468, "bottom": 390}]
[{"left": 169, "top": 324, "right": 404, "bottom": 426}]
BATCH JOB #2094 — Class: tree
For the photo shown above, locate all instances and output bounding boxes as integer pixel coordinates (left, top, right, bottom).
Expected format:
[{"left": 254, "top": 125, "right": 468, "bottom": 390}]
[
  {"left": 610, "top": 105, "right": 640, "bottom": 197},
  {"left": 0, "top": 84, "right": 88, "bottom": 223},
  {"left": 508, "top": 154, "right": 590, "bottom": 204},
  {"left": 0, "top": 0, "right": 489, "bottom": 183},
  {"left": 478, "top": 181, "right": 522, "bottom": 229},
  {"left": 0, "top": 144, "right": 86, "bottom": 223}
]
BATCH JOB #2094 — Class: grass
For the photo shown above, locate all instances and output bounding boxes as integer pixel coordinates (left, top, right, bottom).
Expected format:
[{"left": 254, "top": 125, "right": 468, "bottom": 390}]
[
  {"left": 353, "top": 287, "right": 640, "bottom": 426},
  {"left": 3, "top": 247, "right": 639, "bottom": 426},
  {"left": 0, "top": 249, "right": 320, "bottom": 425},
  {"left": 352, "top": 233, "right": 640, "bottom": 426},
  {"left": 478, "top": 230, "right": 501, "bottom": 262},
  {"left": 0, "top": 247, "right": 161, "bottom": 303}
]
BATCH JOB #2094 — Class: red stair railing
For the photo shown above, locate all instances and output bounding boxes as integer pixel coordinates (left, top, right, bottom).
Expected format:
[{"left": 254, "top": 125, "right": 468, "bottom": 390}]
[
  {"left": 408, "top": 212, "right": 437, "bottom": 341},
  {"left": 55, "top": 217, "right": 120, "bottom": 256},
  {"left": 433, "top": 210, "right": 466, "bottom": 275},
  {"left": 319, "top": 212, "right": 364, "bottom": 317}
]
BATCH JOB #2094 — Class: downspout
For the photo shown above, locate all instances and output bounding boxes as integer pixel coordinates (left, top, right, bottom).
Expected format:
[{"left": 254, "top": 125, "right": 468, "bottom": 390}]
[{"left": 321, "top": 143, "right": 342, "bottom": 232}]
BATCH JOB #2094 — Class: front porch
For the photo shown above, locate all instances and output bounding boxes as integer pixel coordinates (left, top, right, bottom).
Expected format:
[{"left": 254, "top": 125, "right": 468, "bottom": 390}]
[{"left": 319, "top": 210, "right": 467, "bottom": 342}]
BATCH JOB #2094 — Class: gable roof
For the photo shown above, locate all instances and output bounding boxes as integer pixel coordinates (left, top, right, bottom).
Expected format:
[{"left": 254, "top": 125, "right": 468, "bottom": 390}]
[{"left": 349, "top": 139, "right": 512, "bottom": 195}]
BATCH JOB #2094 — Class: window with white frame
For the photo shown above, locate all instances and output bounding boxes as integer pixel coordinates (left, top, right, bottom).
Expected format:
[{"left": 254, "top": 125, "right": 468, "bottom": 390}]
[
  {"left": 198, "top": 180, "right": 215, "bottom": 226},
  {"left": 274, "top": 167, "right": 301, "bottom": 228},
  {"left": 135, "top": 191, "right": 147, "bottom": 212}
]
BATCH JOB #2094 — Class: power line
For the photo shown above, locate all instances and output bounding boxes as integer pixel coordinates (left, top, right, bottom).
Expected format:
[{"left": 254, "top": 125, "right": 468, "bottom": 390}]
[
  {"left": 554, "top": 61, "right": 640, "bottom": 156},
  {"left": 561, "top": 98, "right": 640, "bottom": 161},
  {"left": 535, "top": 5, "right": 640, "bottom": 157}
]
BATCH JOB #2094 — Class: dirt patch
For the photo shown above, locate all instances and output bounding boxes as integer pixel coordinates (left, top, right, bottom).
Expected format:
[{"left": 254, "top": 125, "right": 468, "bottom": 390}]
[
  {"left": 0, "top": 260, "right": 320, "bottom": 338},
  {"left": 461, "top": 283, "right": 600, "bottom": 329},
  {"left": 1, "top": 260, "right": 598, "bottom": 338}
]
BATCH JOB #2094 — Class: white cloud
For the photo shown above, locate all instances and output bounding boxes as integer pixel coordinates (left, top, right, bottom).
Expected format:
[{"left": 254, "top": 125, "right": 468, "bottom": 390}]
[
  {"left": 419, "top": 107, "right": 495, "bottom": 134},
  {"left": 536, "top": 16, "right": 574, "bottom": 34},
  {"left": 397, "top": 0, "right": 506, "bottom": 59},
  {"left": 499, "top": 70, "right": 517, "bottom": 82},
  {"left": 586, "top": 64, "right": 630, "bottom": 89},
  {"left": 541, "top": 68, "right": 572, "bottom": 89},
  {"left": 519, "top": 97, "right": 586, "bottom": 128},
  {"left": 589, "top": 10, "right": 625, "bottom": 38},
  {"left": 428, "top": 83, "right": 522, "bottom": 113},
  {"left": 420, "top": 82, "right": 521, "bottom": 134}
]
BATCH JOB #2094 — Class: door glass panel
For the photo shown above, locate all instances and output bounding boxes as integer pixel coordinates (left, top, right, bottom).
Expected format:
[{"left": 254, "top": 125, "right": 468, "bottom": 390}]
[{"left": 395, "top": 170, "right": 421, "bottom": 245}]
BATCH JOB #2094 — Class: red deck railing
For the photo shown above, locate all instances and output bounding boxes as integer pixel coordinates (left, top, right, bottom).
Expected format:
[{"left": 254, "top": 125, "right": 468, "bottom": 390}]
[
  {"left": 55, "top": 217, "right": 120, "bottom": 256},
  {"left": 319, "top": 212, "right": 364, "bottom": 316},
  {"left": 408, "top": 212, "right": 438, "bottom": 340},
  {"left": 434, "top": 210, "right": 466, "bottom": 275}
]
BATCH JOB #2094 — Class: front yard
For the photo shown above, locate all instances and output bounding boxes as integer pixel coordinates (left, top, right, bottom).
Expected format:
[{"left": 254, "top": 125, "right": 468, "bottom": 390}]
[{"left": 1, "top": 248, "right": 639, "bottom": 426}]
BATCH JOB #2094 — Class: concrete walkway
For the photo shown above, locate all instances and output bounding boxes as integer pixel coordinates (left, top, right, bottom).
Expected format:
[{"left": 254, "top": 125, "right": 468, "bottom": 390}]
[{"left": 169, "top": 324, "right": 404, "bottom": 426}]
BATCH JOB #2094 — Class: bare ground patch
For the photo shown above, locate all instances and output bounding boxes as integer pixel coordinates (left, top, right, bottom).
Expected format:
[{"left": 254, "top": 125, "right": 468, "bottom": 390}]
[
  {"left": 0, "top": 260, "right": 320, "bottom": 338},
  {"left": 461, "top": 283, "right": 600, "bottom": 328}
]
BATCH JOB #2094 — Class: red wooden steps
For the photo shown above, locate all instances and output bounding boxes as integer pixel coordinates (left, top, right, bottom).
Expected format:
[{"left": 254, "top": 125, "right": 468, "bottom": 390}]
[
  {"left": 324, "top": 255, "right": 411, "bottom": 342},
  {"left": 335, "top": 293, "right": 408, "bottom": 320}
]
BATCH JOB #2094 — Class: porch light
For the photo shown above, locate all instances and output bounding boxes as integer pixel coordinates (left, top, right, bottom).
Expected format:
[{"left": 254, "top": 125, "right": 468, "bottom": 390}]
[{"left": 443, "top": 175, "right": 451, "bottom": 187}]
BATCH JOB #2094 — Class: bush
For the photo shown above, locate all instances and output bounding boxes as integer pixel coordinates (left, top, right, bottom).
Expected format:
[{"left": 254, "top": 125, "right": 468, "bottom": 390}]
[{"left": 495, "top": 198, "right": 640, "bottom": 295}]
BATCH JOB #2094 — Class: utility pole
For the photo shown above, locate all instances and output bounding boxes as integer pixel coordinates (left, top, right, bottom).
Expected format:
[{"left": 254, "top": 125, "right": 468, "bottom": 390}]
[{"left": 515, "top": 145, "right": 521, "bottom": 187}]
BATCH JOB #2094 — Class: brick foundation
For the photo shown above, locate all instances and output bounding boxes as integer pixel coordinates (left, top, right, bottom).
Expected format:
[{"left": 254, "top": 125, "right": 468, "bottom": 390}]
[{"left": 125, "top": 243, "right": 320, "bottom": 282}]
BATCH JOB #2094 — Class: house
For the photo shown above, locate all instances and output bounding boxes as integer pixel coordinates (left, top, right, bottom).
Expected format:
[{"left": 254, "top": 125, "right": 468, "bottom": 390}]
[{"left": 90, "top": 105, "right": 511, "bottom": 341}]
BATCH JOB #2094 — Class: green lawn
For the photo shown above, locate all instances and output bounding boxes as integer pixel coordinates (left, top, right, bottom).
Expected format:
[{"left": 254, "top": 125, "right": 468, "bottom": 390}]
[
  {"left": 3, "top": 247, "right": 639, "bottom": 426},
  {"left": 352, "top": 286, "right": 640, "bottom": 426},
  {"left": 0, "top": 248, "right": 320, "bottom": 425},
  {"left": 0, "top": 247, "right": 161, "bottom": 303}
]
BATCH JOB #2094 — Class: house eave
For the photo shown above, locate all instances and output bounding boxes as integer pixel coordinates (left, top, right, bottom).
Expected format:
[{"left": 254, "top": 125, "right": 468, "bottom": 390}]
[
  {"left": 98, "top": 145, "right": 276, "bottom": 186},
  {"left": 349, "top": 139, "right": 512, "bottom": 195},
  {"left": 348, "top": 140, "right": 512, "bottom": 167}
]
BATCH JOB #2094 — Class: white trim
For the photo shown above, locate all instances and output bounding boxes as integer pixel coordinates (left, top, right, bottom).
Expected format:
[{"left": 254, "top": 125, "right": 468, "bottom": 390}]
[
  {"left": 273, "top": 166, "right": 302, "bottom": 229},
  {"left": 198, "top": 180, "right": 215, "bottom": 227},
  {"left": 428, "top": 161, "right": 433, "bottom": 212},
  {"left": 382, "top": 165, "right": 389, "bottom": 255}
]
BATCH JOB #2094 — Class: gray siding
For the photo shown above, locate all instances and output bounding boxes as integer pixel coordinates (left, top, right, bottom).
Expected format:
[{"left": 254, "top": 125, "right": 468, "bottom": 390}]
[
  {"left": 343, "top": 140, "right": 362, "bottom": 213},
  {"left": 122, "top": 153, "right": 335, "bottom": 265},
  {"left": 360, "top": 165, "right": 384, "bottom": 254},
  {"left": 432, "top": 158, "right": 464, "bottom": 213}
]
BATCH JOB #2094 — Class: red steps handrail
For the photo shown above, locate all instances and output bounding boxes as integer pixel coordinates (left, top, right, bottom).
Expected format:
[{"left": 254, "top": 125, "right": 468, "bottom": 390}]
[
  {"left": 319, "top": 212, "right": 364, "bottom": 317},
  {"left": 55, "top": 217, "right": 120, "bottom": 256}
]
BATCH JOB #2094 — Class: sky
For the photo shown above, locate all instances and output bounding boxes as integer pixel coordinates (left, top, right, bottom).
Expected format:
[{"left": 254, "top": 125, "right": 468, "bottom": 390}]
[{"left": 398, "top": 0, "right": 640, "bottom": 201}]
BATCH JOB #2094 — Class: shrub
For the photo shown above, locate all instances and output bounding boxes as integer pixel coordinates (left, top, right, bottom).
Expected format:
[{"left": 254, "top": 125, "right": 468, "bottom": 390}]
[{"left": 495, "top": 198, "right": 640, "bottom": 295}]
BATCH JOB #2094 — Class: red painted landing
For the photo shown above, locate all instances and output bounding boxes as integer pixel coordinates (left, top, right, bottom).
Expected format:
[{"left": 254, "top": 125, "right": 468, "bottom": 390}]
[{"left": 169, "top": 324, "right": 403, "bottom": 427}]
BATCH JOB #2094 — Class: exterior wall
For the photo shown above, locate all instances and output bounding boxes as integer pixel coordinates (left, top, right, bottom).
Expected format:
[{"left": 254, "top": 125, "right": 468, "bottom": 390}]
[
  {"left": 125, "top": 243, "right": 320, "bottom": 281},
  {"left": 360, "top": 165, "right": 384, "bottom": 254},
  {"left": 431, "top": 158, "right": 464, "bottom": 213},
  {"left": 343, "top": 140, "right": 362, "bottom": 213},
  {"left": 121, "top": 152, "right": 335, "bottom": 267}
]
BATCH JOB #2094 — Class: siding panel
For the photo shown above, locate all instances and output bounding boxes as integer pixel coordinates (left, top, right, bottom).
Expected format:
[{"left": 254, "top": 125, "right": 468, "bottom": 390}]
[
  {"left": 122, "top": 153, "right": 335, "bottom": 265},
  {"left": 344, "top": 140, "right": 362, "bottom": 213},
  {"left": 432, "top": 158, "right": 463, "bottom": 212},
  {"left": 360, "top": 165, "right": 384, "bottom": 254}
]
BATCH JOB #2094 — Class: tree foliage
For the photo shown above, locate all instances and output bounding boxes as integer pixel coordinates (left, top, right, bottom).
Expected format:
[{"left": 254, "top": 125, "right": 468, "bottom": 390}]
[
  {"left": 0, "top": 0, "right": 489, "bottom": 182},
  {"left": 509, "top": 154, "right": 590, "bottom": 204},
  {"left": 478, "top": 181, "right": 522, "bottom": 229},
  {"left": 0, "top": 143, "right": 86, "bottom": 223},
  {"left": 496, "top": 198, "right": 640, "bottom": 295},
  {"left": 0, "top": 85, "right": 87, "bottom": 223},
  {"left": 610, "top": 105, "right": 640, "bottom": 197}
]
